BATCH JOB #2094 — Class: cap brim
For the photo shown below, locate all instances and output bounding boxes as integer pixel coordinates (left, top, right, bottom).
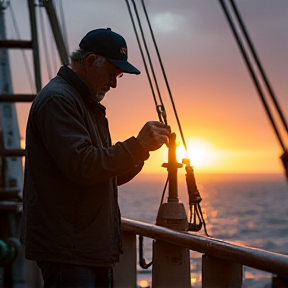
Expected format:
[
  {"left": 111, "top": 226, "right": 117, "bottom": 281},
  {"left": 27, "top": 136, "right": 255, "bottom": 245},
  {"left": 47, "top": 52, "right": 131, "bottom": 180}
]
[{"left": 108, "top": 58, "right": 140, "bottom": 75}]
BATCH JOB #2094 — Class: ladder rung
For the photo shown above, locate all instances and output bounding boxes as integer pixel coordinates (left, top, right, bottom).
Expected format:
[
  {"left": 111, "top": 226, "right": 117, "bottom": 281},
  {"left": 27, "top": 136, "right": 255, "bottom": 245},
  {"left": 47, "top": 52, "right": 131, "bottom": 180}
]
[
  {"left": 0, "top": 149, "right": 26, "bottom": 157},
  {"left": 0, "top": 188, "right": 21, "bottom": 193},
  {"left": 0, "top": 40, "right": 33, "bottom": 49},
  {"left": 0, "top": 94, "right": 36, "bottom": 102},
  {"left": 0, "top": 201, "right": 22, "bottom": 212},
  {"left": 0, "top": 191, "right": 21, "bottom": 201}
]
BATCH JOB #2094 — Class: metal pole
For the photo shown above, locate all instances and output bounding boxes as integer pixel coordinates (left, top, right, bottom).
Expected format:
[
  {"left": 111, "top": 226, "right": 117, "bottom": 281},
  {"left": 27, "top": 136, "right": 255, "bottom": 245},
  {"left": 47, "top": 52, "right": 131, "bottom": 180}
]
[
  {"left": 27, "top": 0, "right": 42, "bottom": 92},
  {"left": 162, "top": 133, "right": 182, "bottom": 202},
  {"left": 43, "top": 0, "right": 69, "bottom": 65}
]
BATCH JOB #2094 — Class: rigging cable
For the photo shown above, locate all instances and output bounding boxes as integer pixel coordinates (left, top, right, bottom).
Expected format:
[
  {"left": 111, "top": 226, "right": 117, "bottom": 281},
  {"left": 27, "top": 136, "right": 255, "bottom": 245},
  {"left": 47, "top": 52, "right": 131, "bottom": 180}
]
[
  {"left": 126, "top": 0, "right": 167, "bottom": 125},
  {"left": 39, "top": 1, "right": 65, "bottom": 79},
  {"left": 219, "top": 0, "right": 288, "bottom": 179},
  {"left": 38, "top": 7, "right": 53, "bottom": 79},
  {"left": 127, "top": 0, "right": 172, "bottom": 211},
  {"left": 126, "top": 0, "right": 169, "bottom": 220},
  {"left": 56, "top": 0, "right": 69, "bottom": 53},
  {"left": 125, "top": 3, "right": 170, "bottom": 258},
  {"left": 228, "top": 0, "right": 288, "bottom": 135},
  {"left": 141, "top": 0, "right": 188, "bottom": 152},
  {"left": 48, "top": 20, "right": 58, "bottom": 75}
]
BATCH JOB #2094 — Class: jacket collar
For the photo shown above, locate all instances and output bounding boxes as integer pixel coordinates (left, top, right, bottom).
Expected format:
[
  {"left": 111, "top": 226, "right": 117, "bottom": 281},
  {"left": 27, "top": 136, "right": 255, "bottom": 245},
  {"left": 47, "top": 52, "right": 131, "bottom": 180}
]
[{"left": 57, "top": 65, "right": 106, "bottom": 116}]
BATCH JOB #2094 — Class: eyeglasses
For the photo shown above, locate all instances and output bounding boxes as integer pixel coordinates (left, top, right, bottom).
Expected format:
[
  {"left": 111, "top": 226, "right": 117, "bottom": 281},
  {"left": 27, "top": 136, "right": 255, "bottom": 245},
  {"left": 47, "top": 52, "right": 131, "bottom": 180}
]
[
  {"left": 104, "top": 57, "right": 123, "bottom": 79},
  {"left": 109, "top": 71, "right": 124, "bottom": 79}
]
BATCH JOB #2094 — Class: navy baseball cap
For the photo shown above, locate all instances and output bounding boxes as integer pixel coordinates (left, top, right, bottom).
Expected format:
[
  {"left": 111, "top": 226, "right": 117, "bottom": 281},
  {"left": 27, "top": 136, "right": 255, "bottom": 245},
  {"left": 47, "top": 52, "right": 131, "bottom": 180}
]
[{"left": 79, "top": 28, "right": 140, "bottom": 75}]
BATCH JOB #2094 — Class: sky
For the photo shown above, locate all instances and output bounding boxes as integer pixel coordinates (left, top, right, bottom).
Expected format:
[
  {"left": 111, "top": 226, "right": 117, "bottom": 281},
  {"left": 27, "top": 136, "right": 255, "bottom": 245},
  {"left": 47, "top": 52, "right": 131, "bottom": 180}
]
[{"left": 2, "top": 0, "right": 288, "bottom": 176}]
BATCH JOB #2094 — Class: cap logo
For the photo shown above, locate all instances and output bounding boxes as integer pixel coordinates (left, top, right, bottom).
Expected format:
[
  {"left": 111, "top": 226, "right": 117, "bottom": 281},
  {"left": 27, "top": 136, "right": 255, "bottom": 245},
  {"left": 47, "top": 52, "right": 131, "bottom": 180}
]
[{"left": 120, "top": 47, "right": 127, "bottom": 54}]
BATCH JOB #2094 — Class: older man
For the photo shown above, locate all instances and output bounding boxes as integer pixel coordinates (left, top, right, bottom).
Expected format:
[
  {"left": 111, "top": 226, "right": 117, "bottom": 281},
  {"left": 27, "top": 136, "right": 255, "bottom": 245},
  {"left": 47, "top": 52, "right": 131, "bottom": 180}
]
[{"left": 21, "top": 28, "right": 170, "bottom": 288}]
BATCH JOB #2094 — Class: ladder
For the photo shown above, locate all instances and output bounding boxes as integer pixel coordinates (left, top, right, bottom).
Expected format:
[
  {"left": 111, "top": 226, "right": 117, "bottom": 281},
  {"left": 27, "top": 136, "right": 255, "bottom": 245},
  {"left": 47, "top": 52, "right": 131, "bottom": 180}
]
[{"left": 0, "top": 1, "right": 68, "bottom": 286}]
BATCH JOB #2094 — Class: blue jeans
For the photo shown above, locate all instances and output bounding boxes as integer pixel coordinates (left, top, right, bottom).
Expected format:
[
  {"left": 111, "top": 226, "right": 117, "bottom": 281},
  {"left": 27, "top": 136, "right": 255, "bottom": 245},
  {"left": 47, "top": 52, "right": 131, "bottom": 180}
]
[{"left": 36, "top": 261, "right": 113, "bottom": 288}]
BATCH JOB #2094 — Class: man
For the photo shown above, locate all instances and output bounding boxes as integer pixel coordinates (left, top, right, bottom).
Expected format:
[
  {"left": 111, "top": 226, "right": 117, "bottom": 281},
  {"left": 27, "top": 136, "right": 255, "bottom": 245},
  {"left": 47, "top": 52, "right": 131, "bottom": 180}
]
[{"left": 20, "top": 28, "right": 170, "bottom": 288}]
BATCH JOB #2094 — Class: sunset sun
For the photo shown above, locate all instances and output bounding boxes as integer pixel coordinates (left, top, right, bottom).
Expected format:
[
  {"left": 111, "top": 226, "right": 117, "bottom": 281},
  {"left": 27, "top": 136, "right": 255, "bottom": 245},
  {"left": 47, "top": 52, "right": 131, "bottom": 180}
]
[{"left": 176, "top": 138, "right": 216, "bottom": 168}]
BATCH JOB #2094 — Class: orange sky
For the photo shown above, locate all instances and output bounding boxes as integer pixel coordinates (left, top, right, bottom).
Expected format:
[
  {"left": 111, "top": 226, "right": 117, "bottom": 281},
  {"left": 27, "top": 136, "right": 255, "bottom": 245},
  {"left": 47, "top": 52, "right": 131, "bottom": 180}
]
[{"left": 5, "top": 0, "right": 288, "bottom": 175}]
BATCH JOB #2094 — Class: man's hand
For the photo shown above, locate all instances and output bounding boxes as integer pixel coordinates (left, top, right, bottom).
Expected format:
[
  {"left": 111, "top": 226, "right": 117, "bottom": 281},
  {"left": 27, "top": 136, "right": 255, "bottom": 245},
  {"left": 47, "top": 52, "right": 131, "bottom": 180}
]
[{"left": 137, "top": 121, "right": 171, "bottom": 152}]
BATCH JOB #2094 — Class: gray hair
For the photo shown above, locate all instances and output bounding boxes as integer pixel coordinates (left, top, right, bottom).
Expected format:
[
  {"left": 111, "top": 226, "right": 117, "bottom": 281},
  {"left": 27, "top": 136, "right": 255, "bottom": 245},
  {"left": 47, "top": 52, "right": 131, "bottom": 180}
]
[
  {"left": 70, "top": 49, "right": 105, "bottom": 67},
  {"left": 94, "top": 56, "right": 105, "bottom": 67}
]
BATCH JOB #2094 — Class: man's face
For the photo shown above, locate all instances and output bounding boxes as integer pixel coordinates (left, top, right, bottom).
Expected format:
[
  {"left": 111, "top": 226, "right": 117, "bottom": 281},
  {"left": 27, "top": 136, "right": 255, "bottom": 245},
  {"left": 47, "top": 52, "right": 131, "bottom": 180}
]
[{"left": 87, "top": 56, "right": 123, "bottom": 102}]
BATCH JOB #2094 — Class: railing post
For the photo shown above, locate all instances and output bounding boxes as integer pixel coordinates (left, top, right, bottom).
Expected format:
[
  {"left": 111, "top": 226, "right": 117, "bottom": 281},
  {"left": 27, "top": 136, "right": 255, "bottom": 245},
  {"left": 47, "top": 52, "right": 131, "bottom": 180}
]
[
  {"left": 114, "top": 231, "right": 137, "bottom": 288},
  {"left": 152, "top": 240, "right": 190, "bottom": 288},
  {"left": 202, "top": 254, "right": 243, "bottom": 288}
]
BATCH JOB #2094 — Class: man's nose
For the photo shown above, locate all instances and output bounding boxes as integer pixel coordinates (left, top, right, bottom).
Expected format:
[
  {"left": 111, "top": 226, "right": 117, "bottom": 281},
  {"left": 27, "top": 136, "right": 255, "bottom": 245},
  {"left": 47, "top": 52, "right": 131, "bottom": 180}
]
[{"left": 110, "top": 77, "right": 117, "bottom": 89}]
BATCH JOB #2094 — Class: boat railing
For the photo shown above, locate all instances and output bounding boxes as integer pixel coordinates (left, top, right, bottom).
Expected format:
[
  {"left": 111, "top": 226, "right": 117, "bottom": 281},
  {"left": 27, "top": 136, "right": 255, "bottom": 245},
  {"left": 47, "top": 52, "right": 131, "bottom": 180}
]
[{"left": 113, "top": 217, "right": 288, "bottom": 288}]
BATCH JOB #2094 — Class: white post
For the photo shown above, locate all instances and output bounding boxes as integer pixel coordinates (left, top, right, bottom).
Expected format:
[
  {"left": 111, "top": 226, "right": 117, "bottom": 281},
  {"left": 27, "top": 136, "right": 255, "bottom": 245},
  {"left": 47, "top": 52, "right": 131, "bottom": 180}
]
[
  {"left": 202, "top": 254, "right": 243, "bottom": 288},
  {"left": 152, "top": 240, "right": 190, "bottom": 288},
  {"left": 114, "top": 231, "right": 137, "bottom": 288}
]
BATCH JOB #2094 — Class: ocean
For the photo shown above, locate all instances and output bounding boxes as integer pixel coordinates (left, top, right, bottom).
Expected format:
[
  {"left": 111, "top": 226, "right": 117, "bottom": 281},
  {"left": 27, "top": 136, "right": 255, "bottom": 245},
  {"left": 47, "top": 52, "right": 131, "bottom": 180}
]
[{"left": 118, "top": 172, "right": 288, "bottom": 288}]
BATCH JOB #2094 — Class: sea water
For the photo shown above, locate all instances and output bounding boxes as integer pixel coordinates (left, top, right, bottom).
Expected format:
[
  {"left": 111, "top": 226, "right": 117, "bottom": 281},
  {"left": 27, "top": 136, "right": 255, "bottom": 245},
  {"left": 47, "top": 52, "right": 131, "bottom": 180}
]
[{"left": 118, "top": 172, "right": 288, "bottom": 287}]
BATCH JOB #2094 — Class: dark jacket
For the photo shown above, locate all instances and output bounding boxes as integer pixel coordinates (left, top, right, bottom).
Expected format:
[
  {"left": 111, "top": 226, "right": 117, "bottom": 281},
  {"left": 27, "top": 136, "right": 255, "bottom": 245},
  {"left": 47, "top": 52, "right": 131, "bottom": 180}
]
[{"left": 20, "top": 65, "right": 149, "bottom": 267}]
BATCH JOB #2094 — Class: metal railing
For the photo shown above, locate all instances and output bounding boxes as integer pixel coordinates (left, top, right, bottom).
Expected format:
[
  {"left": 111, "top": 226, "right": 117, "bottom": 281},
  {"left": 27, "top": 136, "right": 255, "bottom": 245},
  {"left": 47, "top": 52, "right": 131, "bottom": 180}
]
[{"left": 114, "top": 217, "right": 288, "bottom": 288}]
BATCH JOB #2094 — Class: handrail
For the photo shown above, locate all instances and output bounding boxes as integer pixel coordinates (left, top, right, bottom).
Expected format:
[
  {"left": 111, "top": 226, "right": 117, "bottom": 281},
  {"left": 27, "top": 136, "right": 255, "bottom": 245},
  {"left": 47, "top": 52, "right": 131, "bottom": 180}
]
[{"left": 121, "top": 217, "right": 288, "bottom": 278}]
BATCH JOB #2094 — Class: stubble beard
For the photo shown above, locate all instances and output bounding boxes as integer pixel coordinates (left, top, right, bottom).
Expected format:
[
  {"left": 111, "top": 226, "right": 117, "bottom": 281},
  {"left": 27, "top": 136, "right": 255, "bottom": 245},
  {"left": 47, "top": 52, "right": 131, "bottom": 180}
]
[{"left": 92, "top": 88, "right": 106, "bottom": 103}]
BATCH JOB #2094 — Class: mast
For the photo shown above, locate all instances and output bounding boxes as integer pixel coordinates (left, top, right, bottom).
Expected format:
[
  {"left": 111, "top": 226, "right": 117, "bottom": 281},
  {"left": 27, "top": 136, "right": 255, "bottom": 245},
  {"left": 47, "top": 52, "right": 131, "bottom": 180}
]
[
  {"left": 0, "top": 2, "right": 25, "bottom": 286},
  {"left": 0, "top": 2, "right": 23, "bottom": 195}
]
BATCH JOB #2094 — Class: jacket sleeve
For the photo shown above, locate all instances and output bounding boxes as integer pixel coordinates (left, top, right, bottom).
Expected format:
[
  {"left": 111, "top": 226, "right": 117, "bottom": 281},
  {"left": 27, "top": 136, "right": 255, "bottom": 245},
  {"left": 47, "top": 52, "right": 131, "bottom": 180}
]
[
  {"left": 117, "top": 162, "right": 144, "bottom": 186},
  {"left": 34, "top": 95, "right": 149, "bottom": 186}
]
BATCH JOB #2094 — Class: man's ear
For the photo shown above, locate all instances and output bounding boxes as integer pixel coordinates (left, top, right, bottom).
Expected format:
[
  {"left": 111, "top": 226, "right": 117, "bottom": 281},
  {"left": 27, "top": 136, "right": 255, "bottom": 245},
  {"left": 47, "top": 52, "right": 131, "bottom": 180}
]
[{"left": 85, "top": 54, "right": 97, "bottom": 70}]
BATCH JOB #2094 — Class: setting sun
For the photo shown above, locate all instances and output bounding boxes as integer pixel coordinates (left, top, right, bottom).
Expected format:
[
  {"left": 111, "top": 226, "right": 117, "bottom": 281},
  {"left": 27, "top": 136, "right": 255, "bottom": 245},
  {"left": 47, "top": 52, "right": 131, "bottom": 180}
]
[{"left": 176, "top": 138, "right": 217, "bottom": 168}]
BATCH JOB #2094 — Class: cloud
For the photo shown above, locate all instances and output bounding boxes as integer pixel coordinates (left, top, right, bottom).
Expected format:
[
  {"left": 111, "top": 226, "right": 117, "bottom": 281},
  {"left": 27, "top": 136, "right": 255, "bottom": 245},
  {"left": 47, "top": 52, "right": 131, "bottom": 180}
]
[{"left": 151, "top": 11, "right": 185, "bottom": 33}]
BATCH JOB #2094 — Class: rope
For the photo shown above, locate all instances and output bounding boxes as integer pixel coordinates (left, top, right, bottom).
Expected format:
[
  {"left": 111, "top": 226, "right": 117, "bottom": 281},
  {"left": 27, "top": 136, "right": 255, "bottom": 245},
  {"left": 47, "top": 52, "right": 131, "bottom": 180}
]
[
  {"left": 141, "top": 0, "right": 188, "bottom": 152},
  {"left": 126, "top": 0, "right": 167, "bottom": 124},
  {"left": 38, "top": 7, "right": 53, "bottom": 79},
  {"left": 125, "top": 0, "right": 160, "bottom": 121},
  {"left": 48, "top": 21, "right": 58, "bottom": 75},
  {"left": 159, "top": 176, "right": 169, "bottom": 206},
  {"left": 57, "top": 0, "right": 69, "bottom": 51},
  {"left": 139, "top": 235, "right": 153, "bottom": 269},
  {"left": 219, "top": 0, "right": 287, "bottom": 153},
  {"left": 229, "top": 0, "right": 288, "bottom": 135},
  {"left": 131, "top": 0, "right": 164, "bottom": 110}
]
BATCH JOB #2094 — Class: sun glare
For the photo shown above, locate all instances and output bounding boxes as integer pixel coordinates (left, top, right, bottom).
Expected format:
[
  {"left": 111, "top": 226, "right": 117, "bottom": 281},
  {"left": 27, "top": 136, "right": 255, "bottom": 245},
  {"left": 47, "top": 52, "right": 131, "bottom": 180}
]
[
  {"left": 176, "top": 138, "right": 216, "bottom": 168},
  {"left": 144, "top": 135, "right": 282, "bottom": 174}
]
